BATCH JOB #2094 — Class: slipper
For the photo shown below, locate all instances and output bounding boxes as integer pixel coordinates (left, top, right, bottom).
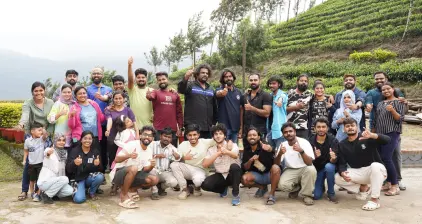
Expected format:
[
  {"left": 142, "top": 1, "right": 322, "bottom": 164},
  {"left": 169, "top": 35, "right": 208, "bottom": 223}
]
[
  {"left": 18, "top": 192, "right": 27, "bottom": 201},
  {"left": 266, "top": 195, "right": 276, "bottom": 205},
  {"left": 128, "top": 192, "right": 140, "bottom": 202},
  {"left": 362, "top": 201, "right": 380, "bottom": 211},
  {"left": 385, "top": 188, "right": 400, "bottom": 196},
  {"left": 119, "top": 199, "right": 139, "bottom": 209}
]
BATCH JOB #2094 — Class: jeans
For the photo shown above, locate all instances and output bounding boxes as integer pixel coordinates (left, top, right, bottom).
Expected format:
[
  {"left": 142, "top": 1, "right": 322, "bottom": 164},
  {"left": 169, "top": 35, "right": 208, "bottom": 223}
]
[
  {"left": 393, "top": 137, "right": 402, "bottom": 181},
  {"left": 380, "top": 132, "right": 400, "bottom": 185},
  {"left": 226, "top": 129, "right": 238, "bottom": 143},
  {"left": 201, "top": 164, "right": 241, "bottom": 196},
  {"left": 314, "top": 163, "right": 336, "bottom": 200},
  {"left": 73, "top": 174, "right": 105, "bottom": 204}
]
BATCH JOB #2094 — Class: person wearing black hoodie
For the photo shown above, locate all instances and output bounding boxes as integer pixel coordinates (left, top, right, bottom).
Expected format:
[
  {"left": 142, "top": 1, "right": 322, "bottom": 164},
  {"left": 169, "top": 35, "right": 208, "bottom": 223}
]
[
  {"left": 66, "top": 131, "right": 104, "bottom": 204},
  {"left": 335, "top": 118, "right": 390, "bottom": 211},
  {"left": 308, "top": 117, "right": 339, "bottom": 203},
  {"left": 177, "top": 64, "right": 217, "bottom": 139}
]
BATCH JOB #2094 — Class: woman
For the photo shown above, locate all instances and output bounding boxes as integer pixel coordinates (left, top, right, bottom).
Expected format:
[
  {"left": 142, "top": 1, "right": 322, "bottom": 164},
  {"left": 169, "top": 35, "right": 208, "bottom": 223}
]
[
  {"left": 48, "top": 84, "right": 75, "bottom": 151},
  {"left": 332, "top": 90, "right": 362, "bottom": 141},
  {"left": 374, "top": 82, "right": 405, "bottom": 196},
  {"left": 66, "top": 131, "right": 104, "bottom": 204},
  {"left": 68, "top": 86, "right": 105, "bottom": 150},
  {"left": 17, "top": 81, "right": 54, "bottom": 201},
  {"left": 309, "top": 81, "right": 335, "bottom": 134},
  {"left": 37, "top": 134, "right": 74, "bottom": 204},
  {"left": 104, "top": 91, "right": 138, "bottom": 170}
]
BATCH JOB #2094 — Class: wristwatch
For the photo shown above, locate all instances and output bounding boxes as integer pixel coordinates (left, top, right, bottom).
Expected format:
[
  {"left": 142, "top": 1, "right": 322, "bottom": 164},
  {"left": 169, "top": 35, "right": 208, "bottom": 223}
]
[{"left": 299, "top": 150, "right": 305, "bottom": 155}]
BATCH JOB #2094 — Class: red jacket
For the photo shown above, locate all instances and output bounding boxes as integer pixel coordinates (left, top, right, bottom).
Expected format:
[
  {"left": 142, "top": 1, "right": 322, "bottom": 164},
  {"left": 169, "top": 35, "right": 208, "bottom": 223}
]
[{"left": 68, "top": 100, "right": 105, "bottom": 141}]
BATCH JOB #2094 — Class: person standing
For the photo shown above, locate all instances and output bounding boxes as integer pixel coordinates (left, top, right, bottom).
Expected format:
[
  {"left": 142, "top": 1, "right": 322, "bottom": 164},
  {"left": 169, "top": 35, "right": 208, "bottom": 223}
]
[
  {"left": 286, "top": 74, "right": 313, "bottom": 139},
  {"left": 215, "top": 69, "right": 244, "bottom": 142},
  {"left": 177, "top": 64, "right": 217, "bottom": 138},
  {"left": 309, "top": 81, "right": 335, "bottom": 135},
  {"left": 147, "top": 71, "right": 183, "bottom": 146},
  {"left": 52, "top": 69, "right": 79, "bottom": 102},
  {"left": 106, "top": 75, "right": 130, "bottom": 108}
]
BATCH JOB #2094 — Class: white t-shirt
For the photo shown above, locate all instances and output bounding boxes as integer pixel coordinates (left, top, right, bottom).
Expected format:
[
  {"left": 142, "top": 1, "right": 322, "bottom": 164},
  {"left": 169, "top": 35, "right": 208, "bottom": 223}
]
[
  {"left": 24, "top": 137, "right": 46, "bottom": 164},
  {"left": 178, "top": 139, "right": 215, "bottom": 169},
  {"left": 279, "top": 137, "right": 314, "bottom": 169}
]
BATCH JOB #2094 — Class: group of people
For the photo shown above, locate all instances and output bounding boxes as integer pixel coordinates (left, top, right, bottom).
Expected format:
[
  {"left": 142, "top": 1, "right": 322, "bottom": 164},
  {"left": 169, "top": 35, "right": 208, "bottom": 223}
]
[{"left": 15, "top": 57, "right": 408, "bottom": 211}]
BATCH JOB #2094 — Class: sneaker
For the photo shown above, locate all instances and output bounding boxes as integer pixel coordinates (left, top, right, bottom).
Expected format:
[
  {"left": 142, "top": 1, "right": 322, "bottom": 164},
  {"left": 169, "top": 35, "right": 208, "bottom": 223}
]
[
  {"left": 178, "top": 190, "right": 189, "bottom": 200},
  {"left": 220, "top": 187, "right": 228, "bottom": 198},
  {"left": 398, "top": 181, "right": 406, "bottom": 191},
  {"left": 151, "top": 192, "right": 160, "bottom": 200},
  {"left": 193, "top": 187, "right": 202, "bottom": 196},
  {"left": 33, "top": 193, "right": 41, "bottom": 202},
  {"left": 41, "top": 192, "right": 54, "bottom": 204},
  {"left": 328, "top": 195, "right": 339, "bottom": 204},
  {"left": 232, "top": 195, "right": 241, "bottom": 206}
]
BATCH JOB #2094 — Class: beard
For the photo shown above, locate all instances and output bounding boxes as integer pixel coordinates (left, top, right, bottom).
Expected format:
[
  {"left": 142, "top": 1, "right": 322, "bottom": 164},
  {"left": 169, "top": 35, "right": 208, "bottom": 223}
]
[
  {"left": 67, "top": 80, "right": 77, "bottom": 86},
  {"left": 225, "top": 80, "right": 233, "bottom": 86},
  {"left": 346, "top": 131, "right": 357, "bottom": 136},
  {"left": 137, "top": 82, "right": 146, "bottom": 88},
  {"left": 142, "top": 139, "right": 151, "bottom": 146},
  {"left": 297, "top": 84, "right": 308, "bottom": 92},
  {"left": 376, "top": 82, "right": 384, "bottom": 90},
  {"left": 248, "top": 139, "right": 258, "bottom": 146},
  {"left": 159, "top": 83, "right": 168, "bottom": 90},
  {"left": 345, "top": 83, "right": 355, "bottom": 90},
  {"left": 92, "top": 77, "right": 102, "bottom": 85},
  {"left": 250, "top": 84, "right": 259, "bottom": 90}
]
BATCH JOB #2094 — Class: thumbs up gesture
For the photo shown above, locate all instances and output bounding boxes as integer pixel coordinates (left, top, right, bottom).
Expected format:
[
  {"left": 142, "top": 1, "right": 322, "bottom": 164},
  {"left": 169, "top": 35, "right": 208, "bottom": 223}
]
[
  {"left": 74, "top": 155, "right": 83, "bottom": 166},
  {"left": 184, "top": 150, "right": 193, "bottom": 160},
  {"left": 244, "top": 99, "right": 252, "bottom": 111},
  {"left": 329, "top": 148, "right": 337, "bottom": 160},
  {"left": 47, "top": 148, "right": 54, "bottom": 156},
  {"left": 314, "top": 147, "right": 321, "bottom": 158},
  {"left": 260, "top": 141, "right": 272, "bottom": 152},
  {"left": 94, "top": 155, "right": 100, "bottom": 166},
  {"left": 292, "top": 142, "right": 302, "bottom": 152}
]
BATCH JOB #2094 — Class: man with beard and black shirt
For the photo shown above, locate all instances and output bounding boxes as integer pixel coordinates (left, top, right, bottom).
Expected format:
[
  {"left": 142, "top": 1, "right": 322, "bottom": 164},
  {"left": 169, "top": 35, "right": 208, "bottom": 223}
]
[
  {"left": 215, "top": 69, "right": 244, "bottom": 143},
  {"left": 86, "top": 67, "right": 113, "bottom": 174},
  {"left": 334, "top": 74, "right": 366, "bottom": 131},
  {"left": 128, "top": 57, "right": 154, "bottom": 128},
  {"left": 178, "top": 64, "right": 217, "bottom": 138},
  {"left": 308, "top": 117, "right": 339, "bottom": 203},
  {"left": 146, "top": 71, "right": 183, "bottom": 147},
  {"left": 364, "top": 71, "right": 407, "bottom": 191},
  {"left": 286, "top": 74, "right": 313, "bottom": 139},
  {"left": 242, "top": 74, "right": 272, "bottom": 139},
  {"left": 335, "top": 118, "right": 390, "bottom": 211},
  {"left": 52, "top": 69, "right": 80, "bottom": 102}
]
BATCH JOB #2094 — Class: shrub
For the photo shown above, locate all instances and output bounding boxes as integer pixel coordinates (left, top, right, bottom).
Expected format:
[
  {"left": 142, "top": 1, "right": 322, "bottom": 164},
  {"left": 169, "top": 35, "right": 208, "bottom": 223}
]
[
  {"left": 349, "top": 51, "right": 374, "bottom": 62},
  {"left": 373, "top": 48, "right": 397, "bottom": 62},
  {"left": 0, "top": 103, "right": 22, "bottom": 128},
  {"left": 169, "top": 68, "right": 190, "bottom": 82}
]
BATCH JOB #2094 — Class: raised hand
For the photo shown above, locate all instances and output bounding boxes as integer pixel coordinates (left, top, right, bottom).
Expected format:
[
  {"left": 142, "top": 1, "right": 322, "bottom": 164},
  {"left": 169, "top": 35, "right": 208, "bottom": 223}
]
[
  {"left": 128, "top": 56, "right": 133, "bottom": 65},
  {"left": 244, "top": 100, "right": 253, "bottom": 111},
  {"left": 184, "top": 69, "right": 194, "bottom": 80},
  {"left": 94, "top": 155, "right": 100, "bottom": 166},
  {"left": 329, "top": 148, "right": 336, "bottom": 160},
  {"left": 292, "top": 142, "right": 302, "bottom": 153},
  {"left": 314, "top": 147, "right": 321, "bottom": 158},
  {"left": 359, "top": 128, "right": 375, "bottom": 140},
  {"left": 260, "top": 141, "right": 272, "bottom": 152},
  {"left": 74, "top": 155, "right": 83, "bottom": 166},
  {"left": 47, "top": 148, "right": 54, "bottom": 156}
]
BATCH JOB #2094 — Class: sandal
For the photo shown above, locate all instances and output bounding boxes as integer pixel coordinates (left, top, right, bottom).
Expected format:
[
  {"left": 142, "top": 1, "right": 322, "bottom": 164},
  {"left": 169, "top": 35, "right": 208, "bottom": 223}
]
[
  {"left": 303, "top": 196, "right": 314, "bottom": 206},
  {"left": 128, "top": 192, "right": 140, "bottom": 202},
  {"left": 362, "top": 201, "right": 380, "bottom": 211},
  {"left": 18, "top": 192, "right": 27, "bottom": 201},
  {"left": 119, "top": 199, "right": 139, "bottom": 209},
  {"left": 266, "top": 195, "right": 276, "bottom": 205},
  {"left": 385, "top": 187, "right": 400, "bottom": 196}
]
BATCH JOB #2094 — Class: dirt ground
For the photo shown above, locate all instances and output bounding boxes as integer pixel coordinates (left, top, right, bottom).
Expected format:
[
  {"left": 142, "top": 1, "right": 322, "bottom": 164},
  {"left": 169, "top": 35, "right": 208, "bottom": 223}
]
[{"left": 0, "top": 168, "right": 421, "bottom": 224}]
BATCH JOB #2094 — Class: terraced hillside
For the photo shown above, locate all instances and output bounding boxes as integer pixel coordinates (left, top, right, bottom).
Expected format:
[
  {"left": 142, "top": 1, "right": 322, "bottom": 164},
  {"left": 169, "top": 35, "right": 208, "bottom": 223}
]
[{"left": 269, "top": 0, "right": 422, "bottom": 54}]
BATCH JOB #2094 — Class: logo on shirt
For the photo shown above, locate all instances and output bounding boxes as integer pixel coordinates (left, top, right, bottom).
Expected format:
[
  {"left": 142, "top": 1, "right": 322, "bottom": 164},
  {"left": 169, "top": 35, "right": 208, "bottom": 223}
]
[
  {"left": 165, "top": 96, "right": 172, "bottom": 102},
  {"left": 361, "top": 144, "right": 367, "bottom": 150},
  {"left": 236, "top": 95, "right": 240, "bottom": 100}
]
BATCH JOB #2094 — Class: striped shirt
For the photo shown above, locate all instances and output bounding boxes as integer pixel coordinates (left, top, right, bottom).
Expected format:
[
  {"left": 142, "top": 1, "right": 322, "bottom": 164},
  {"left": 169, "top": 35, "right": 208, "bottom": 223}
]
[
  {"left": 374, "top": 100, "right": 405, "bottom": 134},
  {"left": 148, "top": 141, "right": 180, "bottom": 172}
]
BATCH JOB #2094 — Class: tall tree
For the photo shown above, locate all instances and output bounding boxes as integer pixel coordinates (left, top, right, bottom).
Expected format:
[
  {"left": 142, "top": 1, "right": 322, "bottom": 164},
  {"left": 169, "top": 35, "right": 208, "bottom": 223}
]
[
  {"left": 253, "top": 0, "right": 284, "bottom": 23},
  {"left": 286, "top": 0, "right": 291, "bottom": 21},
  {"left": 168, "top": 30, "right": 187, "bottom": 69},
  {"left": 186, "top": 11, "right": 212, "bottom": 67},
  {"left": 161, "top": 46, "right": 176, "bottom": 73},
  {"left": 144, "top": 46, "right": 162, "bottom": 73},
  {"left": 293, "top": 0, "right": 301, "bottom": 21}
]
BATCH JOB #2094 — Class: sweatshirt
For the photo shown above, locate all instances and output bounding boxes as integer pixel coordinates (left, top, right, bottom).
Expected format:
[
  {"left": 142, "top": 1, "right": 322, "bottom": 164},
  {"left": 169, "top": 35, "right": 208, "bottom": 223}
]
[
  {"left": 66, "top": 146, "right": 102, "bottom": 181},
  {"left": 309, "top": 134, "right": 339, "bottom": 172}
]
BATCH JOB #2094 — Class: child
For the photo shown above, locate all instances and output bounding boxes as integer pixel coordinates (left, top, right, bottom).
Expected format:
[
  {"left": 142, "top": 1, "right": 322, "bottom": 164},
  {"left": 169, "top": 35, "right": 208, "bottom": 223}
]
[
  {"left": 23, "top": 122, "right": 48, "bottom": 202},
  {"left": 109, "top": 115, "right": 138, "bottom": 196},
  {"left": 332, "top": 90, "right": 362, "bottom": 141}
]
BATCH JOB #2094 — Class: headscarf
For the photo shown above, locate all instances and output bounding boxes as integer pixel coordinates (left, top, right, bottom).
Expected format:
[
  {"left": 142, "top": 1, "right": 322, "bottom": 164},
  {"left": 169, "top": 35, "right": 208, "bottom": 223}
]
[
  {"left": 53, "top": 134, "right": 68, "bottom": 161},
  {"left": 59, "top": 90, "right": 75, "bottom": 105},
  {"left": 338, "top": 90, "right": 356, "bottom": 114}
]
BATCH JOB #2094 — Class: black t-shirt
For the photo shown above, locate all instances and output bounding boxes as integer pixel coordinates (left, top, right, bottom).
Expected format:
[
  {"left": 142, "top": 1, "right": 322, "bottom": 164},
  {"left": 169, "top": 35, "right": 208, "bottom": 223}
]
[
  {"left": 309, "top": 134, "right": 339, "bottom": 171},
  {"left": 242, "top": 89, "right": 272, "bottom": 134},
  {"left": 66, "top": 146, "right": 103, "bottom": 181},
  {"left": 242, "top": 144, "right": 275, "bottom": 173}
]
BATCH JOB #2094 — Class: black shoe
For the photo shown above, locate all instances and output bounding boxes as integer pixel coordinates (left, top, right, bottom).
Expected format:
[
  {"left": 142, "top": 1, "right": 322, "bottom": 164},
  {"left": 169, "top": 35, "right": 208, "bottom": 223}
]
[
  {"left": 157, "top": 185, "right": 167, "bottom": 196},
  {"left": 187, "top": 184, "right": 194, "bottom": 194},
  {"left": 52, "top": 196, "right": 60, "bottom": 201},
  {"left": 328, "top": 195, "right": 339, "bottom": 204},
  {"left": 41, "top": 192, "right": 54, "bottom": 204}
]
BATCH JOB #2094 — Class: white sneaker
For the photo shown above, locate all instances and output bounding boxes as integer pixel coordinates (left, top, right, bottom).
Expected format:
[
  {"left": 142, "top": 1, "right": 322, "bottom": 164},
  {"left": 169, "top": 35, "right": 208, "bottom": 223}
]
[
  {"left": 398, "top": 181, "right": 406, "bottom": 191},
  {"left": 178, "top": 190, "right": 189, "bottom": 200}
]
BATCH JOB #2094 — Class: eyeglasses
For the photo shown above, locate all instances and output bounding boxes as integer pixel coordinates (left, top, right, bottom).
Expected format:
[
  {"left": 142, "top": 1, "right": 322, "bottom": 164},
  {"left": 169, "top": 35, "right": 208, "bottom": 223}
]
[{"left": 92, "top": 72, "right": 102, "bottom": 75}]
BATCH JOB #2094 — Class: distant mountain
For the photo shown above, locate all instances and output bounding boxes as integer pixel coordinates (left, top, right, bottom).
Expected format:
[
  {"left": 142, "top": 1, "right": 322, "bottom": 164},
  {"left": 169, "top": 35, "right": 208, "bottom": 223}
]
[{"left": 0, "top": 49, "right": 190, "bottom": 100}]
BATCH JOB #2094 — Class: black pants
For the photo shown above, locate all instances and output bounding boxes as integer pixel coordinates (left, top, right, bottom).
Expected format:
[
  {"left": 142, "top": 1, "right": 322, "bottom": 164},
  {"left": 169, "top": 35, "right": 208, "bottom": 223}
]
[
  {"left": 107, "top": 140, "right": 118, "bottom": 170},
  {"left": 155, "top": 130, "right": 178, "bottom": 147},
  {"left": 100, "top": 125, "right": 108, "bottom": 172},
  {"left": 201, "top": 164, "right": 241, "bottom": 196}
]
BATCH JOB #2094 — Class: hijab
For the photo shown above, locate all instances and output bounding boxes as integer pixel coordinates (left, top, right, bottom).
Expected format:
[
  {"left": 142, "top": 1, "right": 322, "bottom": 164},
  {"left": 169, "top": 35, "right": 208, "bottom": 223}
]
[
  {"left": 338, "top": 90, "right": 356, "bottom": 114},
  {"left": 53, "top": 134, "right": 68, "bottom": 161}
]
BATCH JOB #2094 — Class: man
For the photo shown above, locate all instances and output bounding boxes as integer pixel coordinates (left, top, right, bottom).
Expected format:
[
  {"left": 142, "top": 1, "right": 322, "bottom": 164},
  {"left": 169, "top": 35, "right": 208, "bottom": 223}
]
[
  {"left": 105, "top": 75, "right": 130, "bottom": 107},
  {"left": 334, "top": 74, "right": 366, "bottom": 131},
  {"left": 241, "top": 127, "right": 280, "bottom": 205},
  {"left": 52, "top": 69, "right": 79, "bottom": 101},
  {"left": 178, "top": 64, "right": 217, "bottom": 138},
  {"left": 276, "top": 122, "right": 317, "bottom": 206},
  {"left": 201, "top": 123, "right": 242, "bottom": 206},
  {"left": 147, "top": 71, "right": 183, "bottom": 146},
  {"left": 308, "top": 117, "right": 339, "bottom": 203},
  {"left": 242, "top": 74, "right": 272, "bottom": 139},
  {"left": 215, "top": 69, "right": 243, "bottom": 142},
  {"left": 170, "top": 124, "right": 218, "bottom": 200},
  {"left": 127, "top": 56, "right": 154, "bottom": 128},
  {"left": 86, "top": 67, "right": 113, "bottom": 173},
  {"left": 365, "top": 71, "right": 406, "bottom": 190},
  {"left": 286, "top": 74, "right": 313, "bottom": 139},
  {"left": 109, "top": 126, "right": 159, "bottom": 208},
  {"left": 335, "top": 118, "right": 390, "bottom": 211},
  {"left": 266, "top": 75, "right": 288, "bottom": 150},
  {"left": 147, "top": 127, "right": 180, "bottom": 199}
]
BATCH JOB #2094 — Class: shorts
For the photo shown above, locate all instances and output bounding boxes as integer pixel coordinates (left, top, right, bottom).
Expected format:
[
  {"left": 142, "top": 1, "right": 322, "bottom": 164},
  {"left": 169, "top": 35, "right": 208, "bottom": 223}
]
[
  {"left": 112, "top": 167, "right": 150, "bottom": 187},
  {"left": 28, "top": 163, "right": 43, "bottom": 181},
  {"left": 250, "top": 171, "right": 271, "bottom": 185}
]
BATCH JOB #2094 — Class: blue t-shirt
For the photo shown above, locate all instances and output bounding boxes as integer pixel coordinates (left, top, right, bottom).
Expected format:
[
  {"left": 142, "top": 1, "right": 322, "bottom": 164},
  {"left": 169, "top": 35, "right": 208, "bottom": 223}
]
[
  {"left": 216, "top": 87, "right": 243, "bottom": 131},
  {"left": 86, "top": 84, "right": 113, "bottom": 113},
  {"left": 80, "top": 104, "right": 98, "bottom": 137}
]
